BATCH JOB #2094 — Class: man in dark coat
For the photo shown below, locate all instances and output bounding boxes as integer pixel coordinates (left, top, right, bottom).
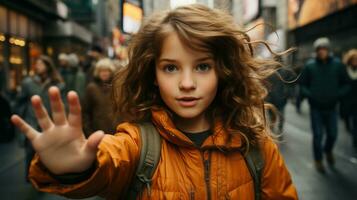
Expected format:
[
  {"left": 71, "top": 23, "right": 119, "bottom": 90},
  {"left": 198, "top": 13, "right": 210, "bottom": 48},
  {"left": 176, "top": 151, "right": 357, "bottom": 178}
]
[{"left": 300, "top": 37, "right": 350, "bottom": 173}]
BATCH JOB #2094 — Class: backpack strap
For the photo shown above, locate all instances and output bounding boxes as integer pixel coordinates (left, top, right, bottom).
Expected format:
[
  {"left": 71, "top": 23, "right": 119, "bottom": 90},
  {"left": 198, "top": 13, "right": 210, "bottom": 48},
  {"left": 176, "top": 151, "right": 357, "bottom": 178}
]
[
  {"left": 126, "top": 122, "right": 162, "bottom": 199},
  {"left": 244, "top": 144, "right": 265, "bottom": 200}
]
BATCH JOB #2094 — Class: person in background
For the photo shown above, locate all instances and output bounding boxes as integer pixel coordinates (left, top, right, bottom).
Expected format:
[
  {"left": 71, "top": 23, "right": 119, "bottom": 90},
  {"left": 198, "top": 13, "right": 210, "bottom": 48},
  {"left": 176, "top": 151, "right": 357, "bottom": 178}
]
[
  {"left": 82, "top": 58, "right": 117, "bottom": 137},
  {"left": 15, "top": 55, "right": 64, "bottom": 181},
  {"left": 58, "top": 53, "right": 86, "bottom": 100},
  {"left": 341, "top": 49, "right": 357, "bottom": 150},
  {"left": 300, "top": 37, "right": 350, "bottom": 173},
  {"left": 67, "top": 53, "right": 86, "bottom": 100},
  {"left": 84, "top": 45, "right": 104, "bottom": 84},
  {"left": 266, "top": 69, "right": 292, "bottom": 139},
  {"left": 58, "top": 53, "right": 69, "bottom": 70}
]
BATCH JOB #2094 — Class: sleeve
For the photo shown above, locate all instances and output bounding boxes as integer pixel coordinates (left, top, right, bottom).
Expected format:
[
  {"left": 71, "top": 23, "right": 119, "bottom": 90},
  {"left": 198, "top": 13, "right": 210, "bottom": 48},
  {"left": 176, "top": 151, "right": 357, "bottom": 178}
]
[
  {"left": 28, "top": 123, "right": 142, "bottom": 199},
  {"left": 261, "top": 139, "right": 299, "bottom": 200},
  {"left": 337, "top": 63, "right": 351, "bottom": 98}
]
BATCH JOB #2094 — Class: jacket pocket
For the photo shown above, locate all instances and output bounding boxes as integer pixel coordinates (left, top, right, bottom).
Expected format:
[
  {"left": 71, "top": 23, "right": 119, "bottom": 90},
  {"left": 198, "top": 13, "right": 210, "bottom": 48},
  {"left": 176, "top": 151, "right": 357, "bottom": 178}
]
[{"left": 226, "top": 180, "right": 255, "bottom": 200}]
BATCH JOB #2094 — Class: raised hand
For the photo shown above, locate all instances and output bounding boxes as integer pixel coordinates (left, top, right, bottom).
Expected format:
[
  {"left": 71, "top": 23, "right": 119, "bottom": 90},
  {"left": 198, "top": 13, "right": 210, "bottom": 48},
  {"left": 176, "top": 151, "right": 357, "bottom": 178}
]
[{"left": 11, "top": 87, "right": 105, "bottom": 175}]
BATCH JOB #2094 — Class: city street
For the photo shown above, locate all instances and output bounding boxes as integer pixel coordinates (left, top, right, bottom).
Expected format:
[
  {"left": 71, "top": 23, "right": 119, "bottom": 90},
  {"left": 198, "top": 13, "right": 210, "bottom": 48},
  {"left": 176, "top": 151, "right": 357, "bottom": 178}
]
[
  {"left": 0, "top": 101, "right": 356, "bottom": 200},
  {"left": 0, "top": 0, "right": 356, "bottom": 199}
]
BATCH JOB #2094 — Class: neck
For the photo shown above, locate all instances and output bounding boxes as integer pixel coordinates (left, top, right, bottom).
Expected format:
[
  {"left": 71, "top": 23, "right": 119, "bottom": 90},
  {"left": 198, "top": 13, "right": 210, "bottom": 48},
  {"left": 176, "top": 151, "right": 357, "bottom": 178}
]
[{"left": 174, "top": 113, "right": 210, "bottom": 133}]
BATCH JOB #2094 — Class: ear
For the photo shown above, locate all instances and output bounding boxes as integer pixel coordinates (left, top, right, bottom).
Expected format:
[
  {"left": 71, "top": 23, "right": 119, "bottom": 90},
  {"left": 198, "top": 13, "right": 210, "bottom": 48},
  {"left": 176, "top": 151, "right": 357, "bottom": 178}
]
[{"left": 154, "top": 78, "right": 158, "bottom": 86}]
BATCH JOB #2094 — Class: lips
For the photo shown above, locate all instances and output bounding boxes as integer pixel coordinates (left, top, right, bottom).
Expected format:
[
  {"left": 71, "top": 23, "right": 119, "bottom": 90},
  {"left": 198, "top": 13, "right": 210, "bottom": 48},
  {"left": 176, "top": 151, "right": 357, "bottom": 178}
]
[{"left": 176, "top": 96, "right": 201, "bottom": 107}]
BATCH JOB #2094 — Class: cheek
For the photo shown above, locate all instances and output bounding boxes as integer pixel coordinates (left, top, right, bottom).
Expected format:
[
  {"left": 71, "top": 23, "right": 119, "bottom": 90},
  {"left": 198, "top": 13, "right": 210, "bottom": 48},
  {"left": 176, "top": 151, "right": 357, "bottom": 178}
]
[
  {"left": 156, "top": 75, "right": 175, "bottom": 98},
  {"left": 204, "top": 73, "right": 218, "bottom": 95},
  {"left": 208, "top": 81, "right": 218, "bottom": 100}
]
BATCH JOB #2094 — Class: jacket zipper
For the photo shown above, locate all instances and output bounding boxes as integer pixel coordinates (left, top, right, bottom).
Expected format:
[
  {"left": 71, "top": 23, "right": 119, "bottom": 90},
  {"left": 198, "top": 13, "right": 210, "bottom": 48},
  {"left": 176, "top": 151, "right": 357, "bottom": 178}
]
[
  {"left": 190, "top": 187, "right": 195, "bottom": 200},
  {"left": 201, "top": 150, "right": 212, "bottom": 200}
]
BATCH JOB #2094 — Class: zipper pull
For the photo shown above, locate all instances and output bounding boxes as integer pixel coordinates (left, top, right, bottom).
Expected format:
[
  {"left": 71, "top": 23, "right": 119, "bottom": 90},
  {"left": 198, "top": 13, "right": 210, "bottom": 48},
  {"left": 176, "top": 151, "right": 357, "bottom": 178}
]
[
  {"left": 190, "top": 188, "right": 195, "bottom": 200},
  {"left": 204, "top": 159, "right": 210, "bottom": 182}
]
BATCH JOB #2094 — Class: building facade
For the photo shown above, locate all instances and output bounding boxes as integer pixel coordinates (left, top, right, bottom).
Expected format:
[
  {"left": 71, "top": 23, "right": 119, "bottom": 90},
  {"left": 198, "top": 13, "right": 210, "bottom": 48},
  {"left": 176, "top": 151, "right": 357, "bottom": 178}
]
[{"left": 0, "top": 0, "right": 94, "bottom": 93}]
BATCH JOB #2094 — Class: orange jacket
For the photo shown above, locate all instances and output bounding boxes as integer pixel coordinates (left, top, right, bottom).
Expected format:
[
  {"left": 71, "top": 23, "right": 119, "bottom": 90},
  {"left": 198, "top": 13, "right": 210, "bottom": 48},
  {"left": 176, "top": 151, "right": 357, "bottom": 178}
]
[{"left": 29, "top": 109, "right": 298, "bottom": 199}]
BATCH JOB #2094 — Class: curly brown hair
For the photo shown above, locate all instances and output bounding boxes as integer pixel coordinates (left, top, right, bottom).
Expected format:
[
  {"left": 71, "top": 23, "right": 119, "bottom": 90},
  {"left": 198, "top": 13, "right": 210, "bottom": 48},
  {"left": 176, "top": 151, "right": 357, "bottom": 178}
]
[{"left": 112, "top": 4, "right": 290, "bottom": 148}]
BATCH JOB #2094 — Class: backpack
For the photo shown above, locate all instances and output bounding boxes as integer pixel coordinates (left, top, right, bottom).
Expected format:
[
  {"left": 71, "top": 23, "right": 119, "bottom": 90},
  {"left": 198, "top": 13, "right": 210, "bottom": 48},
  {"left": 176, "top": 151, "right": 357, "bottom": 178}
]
[{"left": 127, "top": 122, "right": 265, "bottom": 200}]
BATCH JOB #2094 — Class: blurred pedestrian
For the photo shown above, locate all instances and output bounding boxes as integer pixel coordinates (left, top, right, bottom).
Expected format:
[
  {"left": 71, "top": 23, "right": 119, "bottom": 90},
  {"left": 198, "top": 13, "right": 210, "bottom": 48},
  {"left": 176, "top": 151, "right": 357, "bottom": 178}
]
[
  {"left": 15, "top": 55, "right": 64, "bottom": 181},
  {"left": 300, "top": 37, "right": 350, "bottom": 173},
  {"left": 84, "top": 45, "right": 104, "bottom": 84},
  {"left": 266, "top": 69, "right": 292, "bottom": 138},
  {"left": 58, "top": 53, "right": 86, "bottom": 100},
  {"left": 294, "top": 66, "right": 305, "bottom": 114},
  {"left": 341, "top": 49, "right": 357, "bottom": 150},
  {"left": 68, "top": 53, "right": 86, "bottom": 99},
  {"left": 82, "top": 58, "right": 117, "bottom": 137}
]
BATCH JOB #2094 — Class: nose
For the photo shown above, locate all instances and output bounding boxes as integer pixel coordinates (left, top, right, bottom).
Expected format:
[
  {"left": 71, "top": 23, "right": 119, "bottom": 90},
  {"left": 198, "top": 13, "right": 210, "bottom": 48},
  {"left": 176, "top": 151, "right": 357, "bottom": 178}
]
[{"left": 179, "top": 70, "right": 196, "bottom": 91}]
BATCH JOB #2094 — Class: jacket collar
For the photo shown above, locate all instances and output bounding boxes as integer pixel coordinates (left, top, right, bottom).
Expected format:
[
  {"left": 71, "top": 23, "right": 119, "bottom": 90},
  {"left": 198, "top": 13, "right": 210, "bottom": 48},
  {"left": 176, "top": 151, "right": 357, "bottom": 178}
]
[{"left": 151, "top": 108, "right": 243, "bottom": 151}]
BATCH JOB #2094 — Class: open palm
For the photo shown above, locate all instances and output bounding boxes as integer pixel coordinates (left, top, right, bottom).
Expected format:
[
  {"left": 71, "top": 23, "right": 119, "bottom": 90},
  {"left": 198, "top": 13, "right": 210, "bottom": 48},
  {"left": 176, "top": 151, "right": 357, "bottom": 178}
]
[{"left": 11, "top": 87, "right": 105, "bottom": 175}]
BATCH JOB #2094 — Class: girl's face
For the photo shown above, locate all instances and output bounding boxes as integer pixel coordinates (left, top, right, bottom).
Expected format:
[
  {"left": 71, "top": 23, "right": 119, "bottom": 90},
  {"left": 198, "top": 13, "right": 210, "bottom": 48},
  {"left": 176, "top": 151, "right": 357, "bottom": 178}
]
[
  {"left": 35, "top": 59, "right": 47, "bottom": 75},
  {"left": 155, "top": 32, "right": 218, "bottom": 123},
  {"left": 98, "top": 68, "right": 112, "bottom": 82}
]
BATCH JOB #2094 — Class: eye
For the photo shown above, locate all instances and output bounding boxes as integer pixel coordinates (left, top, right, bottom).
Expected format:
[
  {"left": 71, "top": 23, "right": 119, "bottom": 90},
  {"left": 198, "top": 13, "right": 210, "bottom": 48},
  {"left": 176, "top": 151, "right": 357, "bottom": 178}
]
[
  {"left": 163, "top": 64, "right": 178, "bottom": 73},
  {"left": 195, "top": 63, "right": 211, "bottom": 72}
]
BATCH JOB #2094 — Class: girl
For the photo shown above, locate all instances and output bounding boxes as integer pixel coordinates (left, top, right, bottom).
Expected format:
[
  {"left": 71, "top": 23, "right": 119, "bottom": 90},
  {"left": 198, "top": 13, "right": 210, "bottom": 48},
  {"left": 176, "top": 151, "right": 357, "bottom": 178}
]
[
  {"left": 11, "top": 4, "right": 298, "bottom": 199},
  {"left": 14, "top": 55, "right": 64, "bottom": 181}
]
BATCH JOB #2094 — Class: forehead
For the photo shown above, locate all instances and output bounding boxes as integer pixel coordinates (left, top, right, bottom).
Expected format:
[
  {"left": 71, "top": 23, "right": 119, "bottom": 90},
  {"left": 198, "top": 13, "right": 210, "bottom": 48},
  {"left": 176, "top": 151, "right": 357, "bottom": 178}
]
[{"left": 158, "top": 31, "right": 211, "bottom": 59}]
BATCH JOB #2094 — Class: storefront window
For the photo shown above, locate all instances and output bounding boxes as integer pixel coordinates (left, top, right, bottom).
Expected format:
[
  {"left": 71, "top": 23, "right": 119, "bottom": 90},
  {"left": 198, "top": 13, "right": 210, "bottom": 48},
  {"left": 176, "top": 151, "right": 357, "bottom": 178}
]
[
  {"left": 18, "top": 14, "right": 28, "bottom": 38},
  {"left": 0, "top": 33, "right": 4, "bottom": 76},
  {"left": 0, "top": 6, "right": 7, "bottom": 32},
  {"left": 0, "top": 34, "right": 4, "bottom": 64},
  {"left": 9, "top": 11, "right": 17, "bottom": 35},
  {"left": 9, "top": 36, "right": 26, "bottom": 90},
  {"left": 29, "top": 20, "right": 43, "bottom": 40}
]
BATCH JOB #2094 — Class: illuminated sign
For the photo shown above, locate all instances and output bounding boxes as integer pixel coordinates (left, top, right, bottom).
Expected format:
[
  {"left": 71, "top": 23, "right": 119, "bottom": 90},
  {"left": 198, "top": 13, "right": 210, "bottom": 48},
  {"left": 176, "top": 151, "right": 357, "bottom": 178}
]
[{"left": 122, "top": 2, "right": 143, "bottom": 34}]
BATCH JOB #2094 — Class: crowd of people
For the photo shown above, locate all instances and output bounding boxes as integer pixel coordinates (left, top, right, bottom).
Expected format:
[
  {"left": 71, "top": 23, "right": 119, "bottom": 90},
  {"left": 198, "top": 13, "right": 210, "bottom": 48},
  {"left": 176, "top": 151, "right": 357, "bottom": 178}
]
[{"left": 0, "top": 45, "right": 124, "bottom": 182}]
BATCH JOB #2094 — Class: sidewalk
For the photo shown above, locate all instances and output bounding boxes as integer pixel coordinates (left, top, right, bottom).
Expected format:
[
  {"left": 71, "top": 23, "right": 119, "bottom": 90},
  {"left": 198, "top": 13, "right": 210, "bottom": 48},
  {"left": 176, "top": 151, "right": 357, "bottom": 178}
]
[{"left": 0, "top": 136, "right": 24, "bottom": 174}]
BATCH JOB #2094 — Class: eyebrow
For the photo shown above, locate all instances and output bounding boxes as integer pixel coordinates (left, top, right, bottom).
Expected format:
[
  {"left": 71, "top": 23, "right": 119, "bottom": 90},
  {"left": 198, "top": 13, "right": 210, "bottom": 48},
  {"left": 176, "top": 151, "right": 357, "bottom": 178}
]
[{"left": 158, "top": 56, "right": 213, "bottom": 63}]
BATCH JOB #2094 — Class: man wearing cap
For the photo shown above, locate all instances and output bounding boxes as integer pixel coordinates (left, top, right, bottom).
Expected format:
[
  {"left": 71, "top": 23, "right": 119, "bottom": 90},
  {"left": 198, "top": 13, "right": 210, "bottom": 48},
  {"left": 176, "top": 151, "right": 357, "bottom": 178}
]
[{"left": 300, "top": 37, "right": 350, "bottom": 173}]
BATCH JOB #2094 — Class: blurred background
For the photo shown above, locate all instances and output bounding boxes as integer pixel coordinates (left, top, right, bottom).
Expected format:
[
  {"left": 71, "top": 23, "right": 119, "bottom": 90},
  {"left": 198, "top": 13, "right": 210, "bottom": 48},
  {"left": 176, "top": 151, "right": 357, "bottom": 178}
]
[{"left": 0, "top": 0, "right": 356, "bottom": 199}]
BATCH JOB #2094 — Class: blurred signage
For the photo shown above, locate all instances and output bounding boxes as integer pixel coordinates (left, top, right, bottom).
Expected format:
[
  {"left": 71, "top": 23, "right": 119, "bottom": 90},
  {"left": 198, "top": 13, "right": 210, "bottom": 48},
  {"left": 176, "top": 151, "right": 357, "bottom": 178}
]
[
  {"left": 122, "top": 1, "right": 143, "bottom": 34},
  {"left": 57, "top": 1, "right": 68, "bottom": 19},
  {"left": 288, "top": 0, "right": 357, "bottom": 29},
  {"left": 243, "top": 0, "right": 261, "bottom": 24}
]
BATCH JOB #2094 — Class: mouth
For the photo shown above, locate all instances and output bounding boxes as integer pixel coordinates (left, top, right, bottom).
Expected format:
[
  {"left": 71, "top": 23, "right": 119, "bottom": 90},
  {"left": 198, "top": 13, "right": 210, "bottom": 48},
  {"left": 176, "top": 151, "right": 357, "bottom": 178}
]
[{"left": 176, "top": 97, "right": 201, "bottom": 107}]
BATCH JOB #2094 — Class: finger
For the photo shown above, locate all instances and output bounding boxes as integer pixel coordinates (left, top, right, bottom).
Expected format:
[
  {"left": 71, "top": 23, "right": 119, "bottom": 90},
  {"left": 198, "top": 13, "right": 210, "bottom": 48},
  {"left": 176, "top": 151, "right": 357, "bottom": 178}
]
[
  {"left": 48, "top": 86, "right": 67, "bottom": 125},
  {"left": 31, "top": 95, "right": 53, "bottom": 131},
  {"left": 67, "top": 91, "right": 82, "bottom": 127},
  {"left": 11, "top": 115, "right": 40, "bottom": 141},
  {"left": 85, "top": 130, "right": 105, "bottom": 153}
]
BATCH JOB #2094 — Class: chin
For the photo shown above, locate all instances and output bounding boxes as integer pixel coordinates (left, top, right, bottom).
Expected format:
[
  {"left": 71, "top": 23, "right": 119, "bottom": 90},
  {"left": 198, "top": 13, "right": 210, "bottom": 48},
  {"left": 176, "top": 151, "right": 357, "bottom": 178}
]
[{"left": 173, "top": 109, "right": 204, "bottom": 120}]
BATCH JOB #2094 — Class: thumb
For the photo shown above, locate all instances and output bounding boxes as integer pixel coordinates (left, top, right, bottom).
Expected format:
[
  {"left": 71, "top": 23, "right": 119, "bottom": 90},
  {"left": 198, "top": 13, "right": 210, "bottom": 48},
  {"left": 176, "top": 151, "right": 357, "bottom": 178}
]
[{"left": 85, "top": 130, "right": 105, "bottom": 154}]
